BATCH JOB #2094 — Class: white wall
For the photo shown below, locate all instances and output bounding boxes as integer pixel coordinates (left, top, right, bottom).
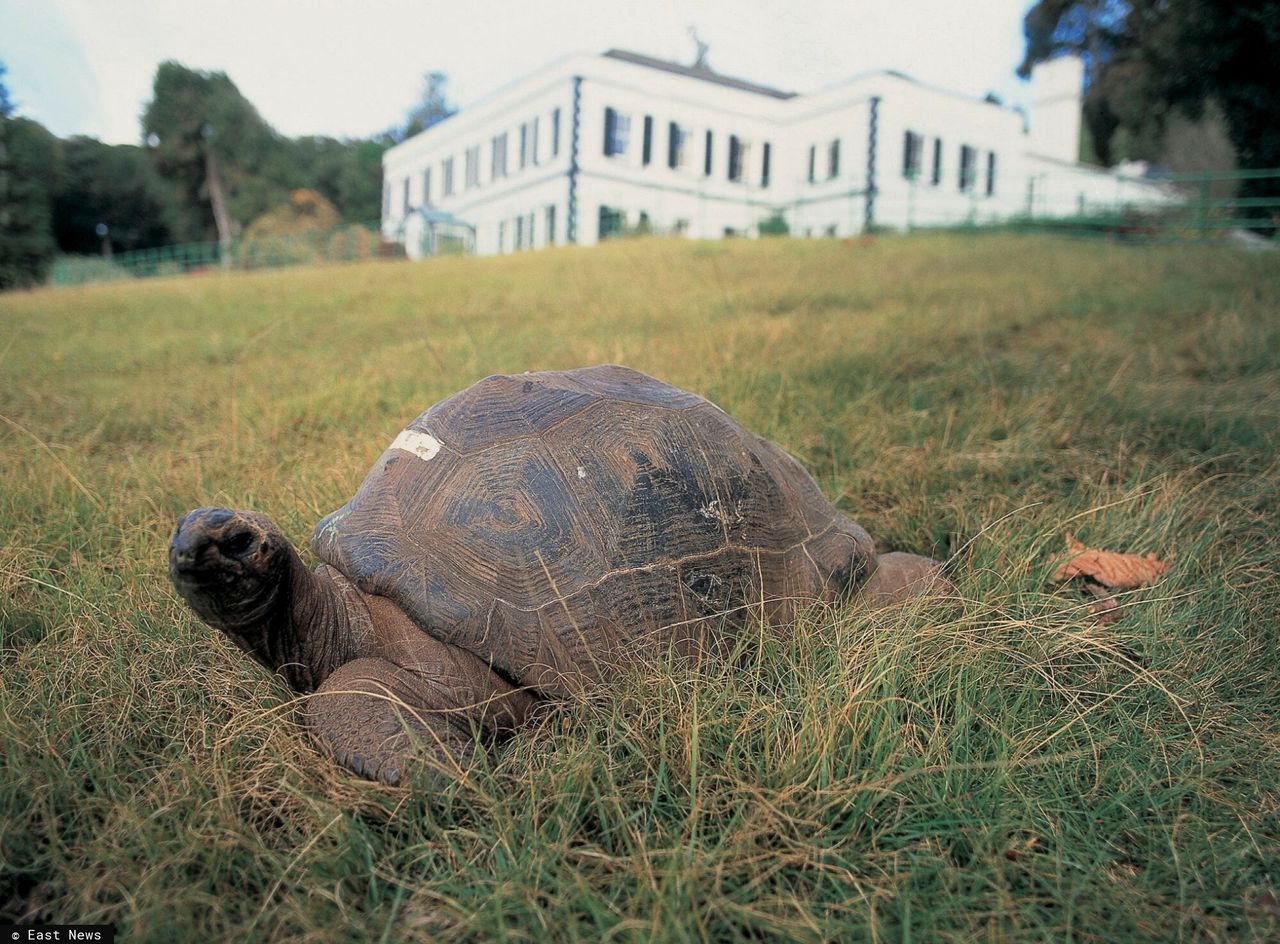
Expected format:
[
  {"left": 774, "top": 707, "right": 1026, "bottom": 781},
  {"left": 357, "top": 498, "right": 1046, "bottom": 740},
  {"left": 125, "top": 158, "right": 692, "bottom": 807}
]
[
  {"left": 575, "top": 62, "right": 785, "bottom": 243},
  {"left": 382, "top": 57, "right": 580, "bottom": 258},
  {"left": 1023, "top": 155, "right": 1178, "bottom": 219},
  {"left": 1028, "top": 57, "right": 1084, "bottom": 164},
  {"left": 870, "top": 75, "right": 1027, "bottom": 228},
  {"left": 776, "top": 90, "right": 873, "bottom": 238}
]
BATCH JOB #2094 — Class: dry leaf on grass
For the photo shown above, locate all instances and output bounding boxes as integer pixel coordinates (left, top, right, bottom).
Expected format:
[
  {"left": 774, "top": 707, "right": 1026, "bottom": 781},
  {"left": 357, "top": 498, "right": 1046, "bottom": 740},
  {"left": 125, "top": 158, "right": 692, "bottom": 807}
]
[
  {"left": 1052, "top": 534, "right": 1171, "bottom": 588},
  {"left": 1050, "top": 534, "right": 1170, "bottom": 624}
]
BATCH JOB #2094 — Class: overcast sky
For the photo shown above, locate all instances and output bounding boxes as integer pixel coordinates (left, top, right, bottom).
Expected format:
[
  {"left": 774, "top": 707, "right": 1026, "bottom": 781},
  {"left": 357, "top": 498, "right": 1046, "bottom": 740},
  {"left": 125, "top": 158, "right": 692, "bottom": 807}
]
[{"left": 1, "top": 0, "right": 1037, "bottom": 145}]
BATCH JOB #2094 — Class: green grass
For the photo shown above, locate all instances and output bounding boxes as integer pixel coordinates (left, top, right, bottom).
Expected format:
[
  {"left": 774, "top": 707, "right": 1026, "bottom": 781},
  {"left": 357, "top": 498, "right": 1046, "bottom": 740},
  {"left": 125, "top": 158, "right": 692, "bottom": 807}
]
[{"left": 2, "top": 233, "right": 1278, "bottom": 941}]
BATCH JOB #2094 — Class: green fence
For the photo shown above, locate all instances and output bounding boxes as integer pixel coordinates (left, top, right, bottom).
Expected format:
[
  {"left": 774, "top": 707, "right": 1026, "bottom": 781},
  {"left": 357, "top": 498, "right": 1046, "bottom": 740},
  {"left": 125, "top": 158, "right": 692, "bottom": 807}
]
[
  {"left": 867, "top": 165, "right": 1277, "bottom": 244},
  {"left": 50, "top": 168, "right": 1280, "bottom": 289},
  {"left": 51, "top": 222, "right": 399, "bottom": 287},
  {"left": 1008, "top": 168, "right": 1280, "bottom": 242}
]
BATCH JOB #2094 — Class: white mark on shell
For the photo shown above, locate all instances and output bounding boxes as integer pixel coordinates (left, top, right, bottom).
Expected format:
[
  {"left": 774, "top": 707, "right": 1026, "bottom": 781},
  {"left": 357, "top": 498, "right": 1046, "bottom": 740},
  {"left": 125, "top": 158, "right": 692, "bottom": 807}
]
[
  {"left": 577, "top": 466, "right": 586, "bottom": 480},
  {"left": 389, "top": 428, "right": 443, "bottom": 463},
  {"left": 699, "top": 499, "right": 743, "bottom": 526}
]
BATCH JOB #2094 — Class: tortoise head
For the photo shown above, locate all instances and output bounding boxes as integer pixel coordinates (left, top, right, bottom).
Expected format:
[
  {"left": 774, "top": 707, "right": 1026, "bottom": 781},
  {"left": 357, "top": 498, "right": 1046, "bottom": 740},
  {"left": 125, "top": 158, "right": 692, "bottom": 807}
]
[{"left": 169, "top": 507, "right": 293, "bottom": 664}]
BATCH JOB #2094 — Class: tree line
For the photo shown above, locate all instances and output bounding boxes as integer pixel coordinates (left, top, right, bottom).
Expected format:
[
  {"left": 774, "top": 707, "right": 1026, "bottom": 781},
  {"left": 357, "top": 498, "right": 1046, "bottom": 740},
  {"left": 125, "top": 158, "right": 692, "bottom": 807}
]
[{"left": 0, "top": 61, "right": 456, "bottom": 290}]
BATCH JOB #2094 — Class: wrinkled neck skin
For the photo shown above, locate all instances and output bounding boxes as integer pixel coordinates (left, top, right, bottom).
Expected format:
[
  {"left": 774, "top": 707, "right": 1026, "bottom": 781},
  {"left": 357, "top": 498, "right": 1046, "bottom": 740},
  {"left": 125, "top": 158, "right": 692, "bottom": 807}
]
[{"left": 240, "top": 546, "right": 371, "bottom": 693}]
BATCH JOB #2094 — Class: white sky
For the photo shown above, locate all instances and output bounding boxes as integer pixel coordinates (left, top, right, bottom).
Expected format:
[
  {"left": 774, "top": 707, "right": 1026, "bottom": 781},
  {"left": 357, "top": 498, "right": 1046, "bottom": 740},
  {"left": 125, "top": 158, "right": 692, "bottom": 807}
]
[{"left": 1, "top": 0, "right": 1036, "bottom": 145}]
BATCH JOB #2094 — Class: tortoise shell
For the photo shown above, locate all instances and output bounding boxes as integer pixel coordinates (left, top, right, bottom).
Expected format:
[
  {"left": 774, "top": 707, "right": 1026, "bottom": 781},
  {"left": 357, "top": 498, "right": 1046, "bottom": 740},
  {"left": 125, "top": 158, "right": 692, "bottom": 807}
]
[{"left": 311, "top": 365, "right": 873, "bottom": 692}]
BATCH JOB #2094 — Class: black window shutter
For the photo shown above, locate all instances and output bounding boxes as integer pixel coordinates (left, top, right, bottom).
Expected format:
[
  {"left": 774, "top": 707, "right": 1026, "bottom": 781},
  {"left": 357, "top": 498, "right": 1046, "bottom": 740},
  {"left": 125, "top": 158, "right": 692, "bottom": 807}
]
[
  {"left": 604, "top": 107, "right": 616, "bottom": 155},
  {"left": 642, "top": 115, "right": 653, "bottom": 165}
]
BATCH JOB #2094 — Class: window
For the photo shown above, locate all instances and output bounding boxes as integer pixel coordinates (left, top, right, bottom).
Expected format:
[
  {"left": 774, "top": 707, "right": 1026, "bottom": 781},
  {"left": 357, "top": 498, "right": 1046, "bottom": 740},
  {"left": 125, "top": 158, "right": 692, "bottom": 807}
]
[
  {"left": 761, "top": 142, "right": 771, "bottom": 188},
  {"left": 530, "top": 117, "right": 540, "bottom": 165},
  {"left": 598, "top": 205, "right": 624, "bottom": 240},
  {"left": 903, "top": 130, "right": 923, "bottom": 179},
  {"left": 807, "top": 145, "right": 816, "bottom": 184},
  {"left": 931, "top": 137, "right": 943, "bottom": 185},
  {"left": 986, "top": 152, "right": 997, "bottom": 196},
  {"left": 546, "top": 204, "right": 556, "bottom": 245},
  {"left": 402, "top": 177, "right": 410, "bottom": 213},
  {"left": 959, "top": 145, "right": 977, "bottom": 192},
  {"left": 668, "top": 122, "right": 688, "bottom": 168},
  {"left": 422, "top": 168, "right": 432, "bottom": 205},
  {"left": 442, "top": 157, "right": 455, "bottom": 196},
  {"left": 519, "top": 122, "right": 529, "bottom": 168},
  {"left": 497, "top": 220, "right": 506, "bottom": 253},
  {"left": 551, "top": 107, "right": 561, "bottom": 157},
  {"left": 527, "top": 212, "right": 536, "bottom": 246},
  {"left": 515, "top": 214, "right": 525, "bottom": 250},
  {"left": 704, "top": 130, "right": 713, "bottom": 176},
  {"left": 827, "top": 139, "right": 840, "bottom": 179},
  {"left": 728, "top": 135, "right": 744, "bottom": 182},
  {"left": 642, "top": 115, "right": 653, "bottom": 166},
  {"left": 465, "top": 146, "right": 480, "bottom": 189},
  {"left": 492, "top": 133, "right": 508, "bottom": 179},
  {"left": 603, "top": 107, "right": 630, "bottom": 157}
]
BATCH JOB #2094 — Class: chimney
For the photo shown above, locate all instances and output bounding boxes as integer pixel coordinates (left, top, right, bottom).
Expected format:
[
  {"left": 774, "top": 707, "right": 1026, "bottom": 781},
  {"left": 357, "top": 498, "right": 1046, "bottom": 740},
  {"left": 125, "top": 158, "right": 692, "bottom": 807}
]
[{"left": 1029, "top": 56, "right": 1084, "bottom": 164}]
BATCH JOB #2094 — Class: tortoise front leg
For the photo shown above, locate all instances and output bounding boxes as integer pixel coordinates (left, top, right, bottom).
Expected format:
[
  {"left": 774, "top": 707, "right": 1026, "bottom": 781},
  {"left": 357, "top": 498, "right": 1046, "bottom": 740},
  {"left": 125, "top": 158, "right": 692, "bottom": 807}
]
[
  {"left": 306, "top": 656, "right": 537, "bottom": 785},
  {"left": 858, "top": 551, "right": 952, "bottom": 606}
]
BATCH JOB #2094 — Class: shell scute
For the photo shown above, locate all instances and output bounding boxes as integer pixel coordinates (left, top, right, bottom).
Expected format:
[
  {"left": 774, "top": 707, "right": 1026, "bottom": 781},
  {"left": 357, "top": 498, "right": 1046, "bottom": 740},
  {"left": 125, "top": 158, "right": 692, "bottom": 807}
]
[{"left": 424, "top": 372, "right": 603, "bottom": 452}]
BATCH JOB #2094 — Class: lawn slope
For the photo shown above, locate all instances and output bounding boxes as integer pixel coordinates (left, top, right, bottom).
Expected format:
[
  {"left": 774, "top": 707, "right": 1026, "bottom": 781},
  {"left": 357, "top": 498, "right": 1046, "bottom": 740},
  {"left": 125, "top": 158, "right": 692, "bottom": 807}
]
[{"left": 2, "top": 234, "right": 1278, "bottom": 941}]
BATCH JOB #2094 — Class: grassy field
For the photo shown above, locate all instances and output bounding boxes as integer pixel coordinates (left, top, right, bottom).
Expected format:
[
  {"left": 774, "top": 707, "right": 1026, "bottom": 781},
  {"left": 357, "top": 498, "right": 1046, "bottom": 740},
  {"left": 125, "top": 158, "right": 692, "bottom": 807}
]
[{"left": 1, "top": 233, "right": 1278, "bottom": 941}]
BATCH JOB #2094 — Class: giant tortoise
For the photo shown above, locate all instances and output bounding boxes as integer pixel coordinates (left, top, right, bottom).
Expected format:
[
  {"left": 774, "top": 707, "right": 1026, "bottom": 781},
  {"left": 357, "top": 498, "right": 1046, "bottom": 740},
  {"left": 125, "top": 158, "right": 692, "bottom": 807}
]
[{"left": 169, "top": 365, "right": 946, "bottom": 783}]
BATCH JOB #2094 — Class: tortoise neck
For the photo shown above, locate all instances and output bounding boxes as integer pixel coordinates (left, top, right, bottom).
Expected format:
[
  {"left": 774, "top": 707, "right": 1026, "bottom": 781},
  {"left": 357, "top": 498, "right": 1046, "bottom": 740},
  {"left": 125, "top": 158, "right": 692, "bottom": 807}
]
[{"left": 269, "top": 549, "right": 371, "bottom": 692}]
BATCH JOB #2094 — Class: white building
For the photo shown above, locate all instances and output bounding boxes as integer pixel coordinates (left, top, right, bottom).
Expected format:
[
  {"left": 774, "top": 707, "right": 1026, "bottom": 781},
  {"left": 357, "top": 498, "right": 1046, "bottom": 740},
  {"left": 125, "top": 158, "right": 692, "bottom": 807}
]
[{"left": 382, "top": 50, "right": 1173, "bottom": 257}]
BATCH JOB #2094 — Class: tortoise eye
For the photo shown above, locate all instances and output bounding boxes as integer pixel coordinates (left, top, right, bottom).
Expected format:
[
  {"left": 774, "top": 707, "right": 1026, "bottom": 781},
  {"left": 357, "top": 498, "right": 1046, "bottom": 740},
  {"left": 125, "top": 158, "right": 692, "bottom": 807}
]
[{"left": 222, "top": 530, "right": 255, "bottom": 556}]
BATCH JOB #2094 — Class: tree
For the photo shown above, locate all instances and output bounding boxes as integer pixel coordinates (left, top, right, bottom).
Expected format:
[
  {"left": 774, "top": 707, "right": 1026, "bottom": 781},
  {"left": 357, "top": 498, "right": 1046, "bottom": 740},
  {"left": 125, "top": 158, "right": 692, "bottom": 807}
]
[
  {"left": 243, "top": 188, "right": 339, "bottom": 239},
  {"left": 52, "top": 137, "right": 185, "bottom": 254},
  {"left": 397, "top": 72, "right": 456, "bottom": 141},
  {"left": 346, "top": 138, "right": 390, "bottom": 222},
  {"left": 0, "top": 60, "right": 14, "bottom": 119},
  {"left": 142, "top": 61, "right": 284, "bottom": 245},
  {"left": 758, "top": 211, "right": 789, "bottom": 236},
  {"left": 1019, "top": 1, "right": 1280, "bottom": 173},
  {"left": 284, "top": 135, "right": 389, "bottom": 223},
  {"left": 0, "top": 116, "right": 65, "bottom": 289}
]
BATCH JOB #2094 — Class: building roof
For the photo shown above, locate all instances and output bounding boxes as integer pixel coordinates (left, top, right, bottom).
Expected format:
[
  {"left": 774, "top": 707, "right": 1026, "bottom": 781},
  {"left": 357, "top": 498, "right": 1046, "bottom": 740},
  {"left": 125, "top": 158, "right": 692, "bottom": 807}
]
[{"left": 602, "top": 49, "right": 797, "bottom": 100}]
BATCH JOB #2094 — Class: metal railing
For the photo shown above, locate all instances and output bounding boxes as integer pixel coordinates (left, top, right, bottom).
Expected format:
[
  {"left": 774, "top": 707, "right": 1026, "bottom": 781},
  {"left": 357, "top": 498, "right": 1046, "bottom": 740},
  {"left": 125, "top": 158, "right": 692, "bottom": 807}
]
[
  {"left": 893, "top": 167, "right": 1280, "bottom": 243},
  {"left": 51, "top": 222, "right": 399, "bottom": 287},
  {"left": 49, "top": 168, "right": 1279, "bottom": 289},
  {"left": 1007, "top": 168, "right": 1280, "bottom": 243}
]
